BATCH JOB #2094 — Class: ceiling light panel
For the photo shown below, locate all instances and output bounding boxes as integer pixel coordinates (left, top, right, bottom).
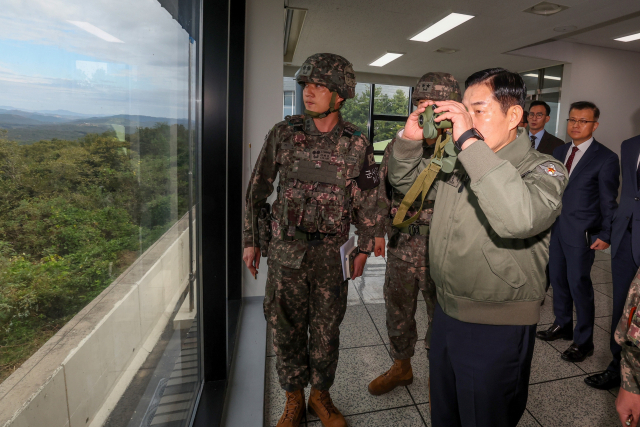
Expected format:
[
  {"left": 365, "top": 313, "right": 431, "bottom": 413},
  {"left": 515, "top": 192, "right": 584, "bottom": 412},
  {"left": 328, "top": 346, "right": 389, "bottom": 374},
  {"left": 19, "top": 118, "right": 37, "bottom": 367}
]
[
  {"left": 615, "top": 32, "right": 640, "bottom": 42},
  {"left": 369, "top": 52, "right": 403, "bottom": 67},
  {"left": 68, "top": 21, "right": 124, "bottom": 43},
  {"left": 410, "top": 13, "right": 474, "bottom": 43},
  {"left": 524, "top": 73, "right": 561, "bottom": 81}
]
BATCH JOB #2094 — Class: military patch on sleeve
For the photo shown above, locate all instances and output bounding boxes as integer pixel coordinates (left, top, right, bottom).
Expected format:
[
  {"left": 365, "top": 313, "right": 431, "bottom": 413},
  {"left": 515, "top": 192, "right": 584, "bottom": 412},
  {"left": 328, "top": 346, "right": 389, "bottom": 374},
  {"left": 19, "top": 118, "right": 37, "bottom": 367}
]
[
  {"left": 536, "top": 162, "right": 565, "bottom": 181},
  {"left": 355, "top": 144, "right": 380, "bottom": 190}
]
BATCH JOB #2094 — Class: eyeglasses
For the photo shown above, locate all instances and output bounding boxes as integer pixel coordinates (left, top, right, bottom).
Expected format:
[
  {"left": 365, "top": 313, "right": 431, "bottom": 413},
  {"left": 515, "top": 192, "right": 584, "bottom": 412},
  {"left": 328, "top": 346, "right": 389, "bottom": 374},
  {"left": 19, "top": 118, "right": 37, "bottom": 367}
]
[
  {"left": 567, "top": 119, "right": 597, "bottom": 126},
  {"left": 527, "top": 113, "right": 546, "bottom": 119}
]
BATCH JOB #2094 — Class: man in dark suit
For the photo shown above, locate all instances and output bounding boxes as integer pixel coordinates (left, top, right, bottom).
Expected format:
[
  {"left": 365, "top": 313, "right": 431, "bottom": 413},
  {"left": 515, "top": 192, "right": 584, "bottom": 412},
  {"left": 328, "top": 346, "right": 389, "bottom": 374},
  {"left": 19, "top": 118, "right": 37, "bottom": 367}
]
[
  {"left": 585, "top": 134, "right": 640, "bottom": 390},
  {"left": 537, "top": 101, "right": 620, "bottom": 363},
  {"left": 528, "top": 100, "right": 565, "bottom": 155}
]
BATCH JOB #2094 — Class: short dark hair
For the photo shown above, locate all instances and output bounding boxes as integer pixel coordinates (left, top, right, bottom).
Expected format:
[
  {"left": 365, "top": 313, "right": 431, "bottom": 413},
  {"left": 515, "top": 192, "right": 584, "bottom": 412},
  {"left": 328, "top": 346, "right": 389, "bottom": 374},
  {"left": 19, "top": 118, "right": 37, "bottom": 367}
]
[
  {"left": 522, "top": 112, "right": 528, "bottom": 124},
  {"left": 465, "top": 68, "right": 526, "bottom": 115},
  {"left": 529, "top": 100, "right": 551, "bottom": 116},
  {"left": 569, "top": 101, "right": 600, "bottom": 120}
]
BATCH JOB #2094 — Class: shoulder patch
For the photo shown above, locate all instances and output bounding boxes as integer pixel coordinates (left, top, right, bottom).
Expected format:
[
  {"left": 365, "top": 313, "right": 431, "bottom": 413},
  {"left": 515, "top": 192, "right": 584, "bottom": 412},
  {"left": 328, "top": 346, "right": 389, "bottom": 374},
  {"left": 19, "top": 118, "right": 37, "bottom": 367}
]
[
  {"left": 343, "top": 123, "right": 360, "bottom": 138},
  {"left": 355, "top": 143, "right": 380, "bottom": 190},
  {"left": 536, "top": 162, "right": 565, "bottom": 181}
]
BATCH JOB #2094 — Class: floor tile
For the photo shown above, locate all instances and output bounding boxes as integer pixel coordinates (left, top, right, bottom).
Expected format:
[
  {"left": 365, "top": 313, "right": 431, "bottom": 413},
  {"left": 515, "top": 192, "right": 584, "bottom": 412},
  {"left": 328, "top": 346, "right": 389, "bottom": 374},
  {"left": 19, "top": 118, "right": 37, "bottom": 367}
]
[
  {"left": 340, "top": 305, "right": 384, "bottom": 349},
  {"left": 347, "top": 280, "right": 363, "bottom": 306},
  {"left": 594, "top": 282, "right": 613, "bottom": 298},
  {"left": 367, "top": 303, "right": 429, "bottom": 345},
  {"left": 308, "top": 405, "right": 426, "bottom": 426},
  {"left": 527, "top": 375, "right": 619, "bottom": 426},
  {"left": 594, "top": 259, "right": 612, "bottom": 272},
  {"left": 264, "top": 356, "right": 286, "bottom": 427},
  {"left": 416, "top": 404, "right": 432, "bottom": 426},
  {"left": 538, "top": 295, "right": 556, "bottom": 325},
  {"left": 517, "top": 409, "right": 541, "bottom": 427},
  {"left": 306, "top": 345, "right": 414, "bottom": 421},
  {"left": 396, "top": 343, "right": 430, "bottom": 404},
  {"left": 355, "top": 274, "right": 386, "bottom": 304},
  {"left": 366, "top": 255, "right": 388, "bottom": 265},
  {"left": 529, "top": 340, "right": 583, "bottom": 384},
  {"left": 595, "top": 290, "right": 613, "bottom": 317},
  {"left": 595, "top": 316, "right": 613, "bottom": 333},
  {"left": 544, "top": 325, "right": 612, "bottom": 374},
  {"left": 591, "top": 266, "right": 613, "bottom": 285},
  {"left": 595, "top": 251, "right": 612, "bottom": 261}
]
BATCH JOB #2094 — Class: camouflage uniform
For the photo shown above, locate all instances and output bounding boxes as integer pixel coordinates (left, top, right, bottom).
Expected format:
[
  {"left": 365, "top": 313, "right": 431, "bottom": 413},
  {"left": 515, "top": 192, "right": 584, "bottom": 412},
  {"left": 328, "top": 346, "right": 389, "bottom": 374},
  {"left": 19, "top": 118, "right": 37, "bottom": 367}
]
[
  {"left": 615, "top": 267, "right": 640, "bottom": 394},
  {"left": 377, "top": 72, "right": 461, "bottom": 359},
  {"left": 244, "top": 54, "right": 381, "bottom": 392}
]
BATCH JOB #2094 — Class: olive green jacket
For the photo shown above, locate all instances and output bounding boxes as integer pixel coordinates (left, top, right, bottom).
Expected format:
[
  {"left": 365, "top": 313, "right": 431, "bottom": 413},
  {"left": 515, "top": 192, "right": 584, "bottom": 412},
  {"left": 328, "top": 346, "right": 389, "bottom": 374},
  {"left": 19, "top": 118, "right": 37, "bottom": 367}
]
[{"left": 389, "top": 128, "right": 568, "bottom": 325}]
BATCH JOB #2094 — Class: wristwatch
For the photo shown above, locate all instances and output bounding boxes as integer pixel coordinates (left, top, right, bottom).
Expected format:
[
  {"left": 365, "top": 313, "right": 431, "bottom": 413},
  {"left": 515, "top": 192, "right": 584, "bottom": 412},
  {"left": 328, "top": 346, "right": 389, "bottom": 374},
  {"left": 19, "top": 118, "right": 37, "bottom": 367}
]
[
  {"left": 455, "top": 128, "right": 484, "bottom": 151},
  {"left": 357, "top": 247, "right": 371, "bottom": 256}
]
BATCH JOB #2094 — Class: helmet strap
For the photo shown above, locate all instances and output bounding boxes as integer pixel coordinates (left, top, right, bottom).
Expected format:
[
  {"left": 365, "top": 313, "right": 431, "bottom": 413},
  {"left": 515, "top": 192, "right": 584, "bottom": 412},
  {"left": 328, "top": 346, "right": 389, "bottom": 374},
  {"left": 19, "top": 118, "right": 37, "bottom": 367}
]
[{"left": 304, "top": 92, "right": 341, "bottom": 119}]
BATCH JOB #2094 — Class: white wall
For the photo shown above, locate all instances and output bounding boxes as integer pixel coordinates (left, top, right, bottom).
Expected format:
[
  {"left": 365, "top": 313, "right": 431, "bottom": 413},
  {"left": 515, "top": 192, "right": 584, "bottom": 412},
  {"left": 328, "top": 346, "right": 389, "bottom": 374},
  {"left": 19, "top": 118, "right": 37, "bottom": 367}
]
[
  {"left": 243, "top": 0, "right": 282, "bottom": 297},
  {"left": 511, "top": 41, "right": 640, "bottom": 155}
]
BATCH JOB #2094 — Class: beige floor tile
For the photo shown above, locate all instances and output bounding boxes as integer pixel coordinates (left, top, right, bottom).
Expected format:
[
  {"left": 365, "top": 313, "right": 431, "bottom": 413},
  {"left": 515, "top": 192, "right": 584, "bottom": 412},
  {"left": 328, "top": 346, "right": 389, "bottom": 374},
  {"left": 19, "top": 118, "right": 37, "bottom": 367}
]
[
  {"left": 340, "top": 305, "right": 384, "bottom": 349},
  {"left": 529, "top": 340, "right": 583, "bottom": 384},
  {"left": 308, "top": 406, "right": 426, "bottom": 426}
]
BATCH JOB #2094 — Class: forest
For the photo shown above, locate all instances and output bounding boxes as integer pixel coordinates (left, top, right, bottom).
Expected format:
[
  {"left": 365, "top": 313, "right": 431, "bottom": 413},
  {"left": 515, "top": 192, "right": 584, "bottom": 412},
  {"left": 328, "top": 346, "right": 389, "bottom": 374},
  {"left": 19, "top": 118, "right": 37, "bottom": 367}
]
[{"left": 0, "top": 124, "right": 191, "bottom": 383}]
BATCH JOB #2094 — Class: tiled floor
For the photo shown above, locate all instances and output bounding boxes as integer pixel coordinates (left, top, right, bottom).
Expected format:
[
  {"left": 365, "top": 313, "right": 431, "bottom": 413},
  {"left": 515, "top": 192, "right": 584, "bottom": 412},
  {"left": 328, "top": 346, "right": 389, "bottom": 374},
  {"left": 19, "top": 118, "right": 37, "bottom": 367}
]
[{"left": 264, "top": 250, "right": 620, "bottom": 426}]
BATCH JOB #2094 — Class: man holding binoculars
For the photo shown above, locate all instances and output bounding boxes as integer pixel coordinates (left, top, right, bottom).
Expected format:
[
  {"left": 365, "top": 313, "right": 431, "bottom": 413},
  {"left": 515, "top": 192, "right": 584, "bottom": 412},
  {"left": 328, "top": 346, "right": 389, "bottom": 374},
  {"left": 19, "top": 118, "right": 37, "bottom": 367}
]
[
  {"left": 368, "top": 72, "right": 459, "bottom": 397},
  {"left": 388, "top": 68, "right": 568, "bottom": 427}
]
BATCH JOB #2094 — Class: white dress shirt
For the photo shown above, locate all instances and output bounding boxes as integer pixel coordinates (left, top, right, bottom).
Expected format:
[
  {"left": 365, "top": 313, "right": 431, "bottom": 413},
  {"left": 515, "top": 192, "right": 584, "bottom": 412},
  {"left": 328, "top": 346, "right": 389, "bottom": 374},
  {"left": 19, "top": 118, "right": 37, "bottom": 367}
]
[
  {"left": 529, "top": 129, "right": 546, "bottom": 150},
  {"left": 564, "top": 137, "right": 594, "bottom": 177}
]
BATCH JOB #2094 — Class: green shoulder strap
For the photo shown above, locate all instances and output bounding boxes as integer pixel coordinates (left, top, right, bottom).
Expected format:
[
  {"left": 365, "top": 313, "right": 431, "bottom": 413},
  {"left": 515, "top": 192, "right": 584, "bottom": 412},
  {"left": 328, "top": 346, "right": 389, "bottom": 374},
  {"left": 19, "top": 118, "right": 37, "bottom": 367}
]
[{"left": 392, "top": 133, "right": 452, "bottom": 228}]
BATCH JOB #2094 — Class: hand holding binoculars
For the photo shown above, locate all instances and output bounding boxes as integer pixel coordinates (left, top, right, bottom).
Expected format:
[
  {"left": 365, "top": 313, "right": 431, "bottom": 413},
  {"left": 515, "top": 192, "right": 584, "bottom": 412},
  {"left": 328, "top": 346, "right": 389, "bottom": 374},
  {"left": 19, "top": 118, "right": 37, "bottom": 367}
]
[{"left": 418, "top": 105, "right": 452, "bottom": 140}]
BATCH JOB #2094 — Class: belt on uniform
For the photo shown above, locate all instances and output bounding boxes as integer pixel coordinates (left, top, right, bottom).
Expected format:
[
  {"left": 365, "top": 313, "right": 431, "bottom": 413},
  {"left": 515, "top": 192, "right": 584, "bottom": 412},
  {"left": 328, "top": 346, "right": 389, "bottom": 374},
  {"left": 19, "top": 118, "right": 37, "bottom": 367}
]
[
  {"left": 293, "top": 229, "right": 333, "bottom": 241},
  {"left": 397, "top": 224, "right": 429, "bottom": 236}
]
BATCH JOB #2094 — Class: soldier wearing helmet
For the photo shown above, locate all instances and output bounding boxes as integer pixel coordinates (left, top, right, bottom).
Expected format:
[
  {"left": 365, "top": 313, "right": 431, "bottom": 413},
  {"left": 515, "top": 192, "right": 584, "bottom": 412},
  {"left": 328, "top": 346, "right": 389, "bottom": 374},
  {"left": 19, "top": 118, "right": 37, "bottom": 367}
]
[
  {"left": 368, "top": 72, "right": 461, "bottom": 397},
  {"left": 242, "top": 53, "right": 381, "bottom": 427}
]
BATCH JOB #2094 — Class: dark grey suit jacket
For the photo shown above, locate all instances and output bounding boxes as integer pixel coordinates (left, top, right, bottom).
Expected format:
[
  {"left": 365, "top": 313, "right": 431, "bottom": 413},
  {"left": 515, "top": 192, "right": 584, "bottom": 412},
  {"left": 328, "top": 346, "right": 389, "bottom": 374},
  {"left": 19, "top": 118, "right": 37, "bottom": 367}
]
[{"left": 536, "top": 130, "right": 565, "bottom": 156}]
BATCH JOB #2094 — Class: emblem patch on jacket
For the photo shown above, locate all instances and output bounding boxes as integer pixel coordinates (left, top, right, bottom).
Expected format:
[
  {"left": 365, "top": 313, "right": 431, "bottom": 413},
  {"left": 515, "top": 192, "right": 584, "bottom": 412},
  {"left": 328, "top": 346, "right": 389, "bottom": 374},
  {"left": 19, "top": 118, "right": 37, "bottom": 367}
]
[
  {"left": 356, "top": 144, "right": 380, "bottom": 190},
  {"left": 537, "top": 162, "right": 565, "bottom": 181}
]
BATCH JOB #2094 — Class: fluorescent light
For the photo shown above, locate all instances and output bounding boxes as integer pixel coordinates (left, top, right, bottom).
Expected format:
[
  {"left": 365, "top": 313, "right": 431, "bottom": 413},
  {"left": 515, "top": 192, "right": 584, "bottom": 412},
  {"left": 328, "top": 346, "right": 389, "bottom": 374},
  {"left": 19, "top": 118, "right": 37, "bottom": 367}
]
[
  {"left": 523, "top": 73, "right": 561, "bottom": 81},
  {"left": 410, "top": 13, "right": 474, "bottom": 43},
  {"left": 369, "top": 52, "right": 403, "bottom": 67},
  {"left": 68, "top": 21, "right": 124, "bottom": 43},
  {"left": 615, "top": 32, "right": 640, "bottom": 42}
]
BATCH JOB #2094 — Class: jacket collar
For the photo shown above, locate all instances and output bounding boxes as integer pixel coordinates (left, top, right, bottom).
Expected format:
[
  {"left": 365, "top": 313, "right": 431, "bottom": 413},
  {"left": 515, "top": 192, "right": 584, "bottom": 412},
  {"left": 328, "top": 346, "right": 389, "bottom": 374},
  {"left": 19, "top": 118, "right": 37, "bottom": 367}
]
[
  {"left": 303, "top": 114, "right": 345, "bottom": 144},
  {"left": 495, "top": 127, "right": 531, "bottom": 167}
]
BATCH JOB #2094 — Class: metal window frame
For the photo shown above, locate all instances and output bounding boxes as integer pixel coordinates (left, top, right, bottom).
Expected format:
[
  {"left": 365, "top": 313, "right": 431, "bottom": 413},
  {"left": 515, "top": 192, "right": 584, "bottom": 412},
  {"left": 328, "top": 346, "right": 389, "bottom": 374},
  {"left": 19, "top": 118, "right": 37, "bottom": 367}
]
[{"left": 368, "top": 83, "right": 413, "bottom": 159}]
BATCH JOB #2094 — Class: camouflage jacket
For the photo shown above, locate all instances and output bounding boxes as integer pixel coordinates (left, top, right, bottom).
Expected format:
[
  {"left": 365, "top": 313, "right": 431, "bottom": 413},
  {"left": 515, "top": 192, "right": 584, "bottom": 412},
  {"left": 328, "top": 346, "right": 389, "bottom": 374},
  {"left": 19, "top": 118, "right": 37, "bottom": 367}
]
[
  {"left": 377, "top": 138, "right": 434, "bottom": 265},
  {"left": 615, "top": 267, "right": 640, "bottom": 394},
  {"left": 243, "top": 114, "right": 381, "bottom": 269}
]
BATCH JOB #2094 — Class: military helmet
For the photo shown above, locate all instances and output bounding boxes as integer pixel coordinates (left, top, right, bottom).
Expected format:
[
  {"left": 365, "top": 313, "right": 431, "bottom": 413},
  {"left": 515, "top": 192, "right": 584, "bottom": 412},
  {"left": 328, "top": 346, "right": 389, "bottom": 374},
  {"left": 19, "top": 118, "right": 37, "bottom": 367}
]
[
  {"left": 412, "top": 72, "right": 461, "bottom": 106},
  {"left": 295, "top": 53, "right": 357, "bottom": 99}
]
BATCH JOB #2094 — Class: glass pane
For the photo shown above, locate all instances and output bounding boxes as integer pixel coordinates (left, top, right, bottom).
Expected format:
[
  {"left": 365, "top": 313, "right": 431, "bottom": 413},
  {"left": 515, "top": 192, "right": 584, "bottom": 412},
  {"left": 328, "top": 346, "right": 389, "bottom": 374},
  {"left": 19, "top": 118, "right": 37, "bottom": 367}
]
[
  {"left": 520, "top": 71, "right": 540, "bottom": 93},
  {"left": 373, "top": 85, "right": 410, "bottom": 116},
  {"left": 283, "top": 90, "right": 295, "bottom": 118},
  {"left": 542, "top": 65, "right": 563, "bottom": 89},
  {"left": 373, "top": 120, "right": 404, "bottom": 145},
  {"left": 0, "top": 1, "right": 201, "bottom": 426},
  {"left": 341, "top": 83, "right": 370, "bottom": 133}
]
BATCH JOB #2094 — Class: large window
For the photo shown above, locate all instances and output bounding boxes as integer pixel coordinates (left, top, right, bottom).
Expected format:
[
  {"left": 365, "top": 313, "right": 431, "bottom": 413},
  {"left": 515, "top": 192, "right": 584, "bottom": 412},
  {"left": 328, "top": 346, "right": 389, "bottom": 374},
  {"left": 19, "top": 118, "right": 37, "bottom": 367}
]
[{"left": 0, "top": 1, "right": 202, "bottom": 426}]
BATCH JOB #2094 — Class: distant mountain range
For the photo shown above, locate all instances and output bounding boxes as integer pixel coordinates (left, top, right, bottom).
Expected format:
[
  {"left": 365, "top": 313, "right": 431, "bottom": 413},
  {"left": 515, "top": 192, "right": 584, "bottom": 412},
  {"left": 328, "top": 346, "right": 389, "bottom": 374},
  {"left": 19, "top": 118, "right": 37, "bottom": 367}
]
[{"left": 0, "top": 107, "right": 190, "bottom": 144}]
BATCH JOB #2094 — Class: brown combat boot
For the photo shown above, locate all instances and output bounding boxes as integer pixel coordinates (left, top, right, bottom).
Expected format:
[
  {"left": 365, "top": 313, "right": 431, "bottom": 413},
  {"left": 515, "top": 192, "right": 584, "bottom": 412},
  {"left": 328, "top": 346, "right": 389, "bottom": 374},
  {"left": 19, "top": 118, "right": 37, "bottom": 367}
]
[
  {"left": 367, "top": 358, "right": 413, "bottom": 396},
  {"left": 276, "top": 389, "right": 305, "bottom": 427},
  {"left": 307, "top": 387, "right": 347, "bottom": 427}
]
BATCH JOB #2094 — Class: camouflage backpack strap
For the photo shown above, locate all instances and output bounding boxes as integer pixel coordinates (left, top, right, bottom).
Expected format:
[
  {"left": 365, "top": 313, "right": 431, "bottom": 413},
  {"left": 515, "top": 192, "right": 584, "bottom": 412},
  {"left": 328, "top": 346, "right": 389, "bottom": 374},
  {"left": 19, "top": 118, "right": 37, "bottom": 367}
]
[{"left": 392, "top": 133, "right": 454, "bottom": 228}]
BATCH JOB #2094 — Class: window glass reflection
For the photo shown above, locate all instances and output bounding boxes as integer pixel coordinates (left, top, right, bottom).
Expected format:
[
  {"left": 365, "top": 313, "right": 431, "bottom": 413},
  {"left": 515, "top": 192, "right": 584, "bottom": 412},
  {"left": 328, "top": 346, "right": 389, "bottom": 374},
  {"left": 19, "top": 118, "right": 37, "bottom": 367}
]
[{"left": 373, "top": 85, "right": 410, "bottom": 116}]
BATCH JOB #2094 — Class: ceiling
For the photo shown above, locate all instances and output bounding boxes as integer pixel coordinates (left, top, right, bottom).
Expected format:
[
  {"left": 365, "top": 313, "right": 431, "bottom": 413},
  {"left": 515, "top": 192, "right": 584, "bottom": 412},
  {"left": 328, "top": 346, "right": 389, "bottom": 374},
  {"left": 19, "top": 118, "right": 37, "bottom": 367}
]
[{"left": 286, "top": 0, "right": 640, "bottom": 83}]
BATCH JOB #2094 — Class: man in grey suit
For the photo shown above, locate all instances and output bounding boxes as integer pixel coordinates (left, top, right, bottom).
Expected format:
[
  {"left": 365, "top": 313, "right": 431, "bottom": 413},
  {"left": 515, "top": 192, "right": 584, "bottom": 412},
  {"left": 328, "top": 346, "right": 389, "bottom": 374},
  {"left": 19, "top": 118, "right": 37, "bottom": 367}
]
[{"left": 528, "top": 100, "right": 565, "bottom": 155}]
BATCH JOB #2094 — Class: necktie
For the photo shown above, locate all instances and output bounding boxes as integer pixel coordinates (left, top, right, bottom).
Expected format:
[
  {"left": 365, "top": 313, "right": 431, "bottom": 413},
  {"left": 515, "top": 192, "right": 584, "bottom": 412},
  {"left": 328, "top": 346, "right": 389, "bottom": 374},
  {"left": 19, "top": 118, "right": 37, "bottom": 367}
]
[
  {"left": 565, "top": 146, "right": 580, "bottom": 173},
  {"left": 530, "top": 135, "right": 536, "bottom": 148}
]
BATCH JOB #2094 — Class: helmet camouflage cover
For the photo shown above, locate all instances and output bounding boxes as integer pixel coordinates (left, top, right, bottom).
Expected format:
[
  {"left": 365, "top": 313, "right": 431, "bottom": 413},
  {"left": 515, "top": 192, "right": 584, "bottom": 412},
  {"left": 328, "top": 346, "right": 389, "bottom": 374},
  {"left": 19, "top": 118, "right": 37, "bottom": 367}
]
[
  {"left": 295, "top": 53, "right": 356, "bottom": 99},
  {"left": 412, "top": 72, "right": 461, "bottom": 106}
]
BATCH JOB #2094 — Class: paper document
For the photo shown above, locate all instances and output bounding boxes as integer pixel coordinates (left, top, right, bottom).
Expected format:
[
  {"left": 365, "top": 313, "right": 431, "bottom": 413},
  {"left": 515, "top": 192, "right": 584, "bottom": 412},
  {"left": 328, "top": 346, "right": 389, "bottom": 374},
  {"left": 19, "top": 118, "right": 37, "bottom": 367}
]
[{"left": 340, "top": 236, "right": 357, "bottom": 281}]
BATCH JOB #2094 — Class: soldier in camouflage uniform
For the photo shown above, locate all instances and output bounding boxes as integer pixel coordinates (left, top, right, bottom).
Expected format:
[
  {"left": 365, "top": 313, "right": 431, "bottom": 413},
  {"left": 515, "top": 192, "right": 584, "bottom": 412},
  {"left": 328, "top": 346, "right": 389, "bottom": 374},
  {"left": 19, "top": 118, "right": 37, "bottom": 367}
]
[
  {"left": 368, "top": 73, "right": 461, "bottom": 397},
  {"left": 615, "top": 267, "right": 640, "bottom": 426},
  {"left": 242, "top": 53, "right": 381, "bottom": 427}
]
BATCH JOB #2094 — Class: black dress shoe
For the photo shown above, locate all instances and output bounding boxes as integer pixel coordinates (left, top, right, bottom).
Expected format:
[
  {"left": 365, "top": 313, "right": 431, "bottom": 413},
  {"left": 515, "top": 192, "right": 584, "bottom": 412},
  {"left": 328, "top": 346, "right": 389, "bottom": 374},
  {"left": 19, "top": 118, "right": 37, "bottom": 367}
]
[
  {"left": 561, "top": 342, "right": 594, "bottom": 362},
  {"left": 585, "top": 370, "right": 621, "bottom": 390},
  {"left": 536, "top": 324, "right": 573, "bottom": 341}
]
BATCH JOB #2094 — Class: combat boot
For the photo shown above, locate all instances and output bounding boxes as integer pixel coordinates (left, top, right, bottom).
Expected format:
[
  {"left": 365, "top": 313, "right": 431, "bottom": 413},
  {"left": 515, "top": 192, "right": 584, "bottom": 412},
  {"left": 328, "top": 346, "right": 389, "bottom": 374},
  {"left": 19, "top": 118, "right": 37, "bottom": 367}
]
[
  {"left": 367, "top": 358, "right": 413, "bottom": 396},
  {"left": 307, "top": 387, "right": 347, "bottom": 427},
  {"left": 276, "top": 389, "right": 305, "bottom": 427}
]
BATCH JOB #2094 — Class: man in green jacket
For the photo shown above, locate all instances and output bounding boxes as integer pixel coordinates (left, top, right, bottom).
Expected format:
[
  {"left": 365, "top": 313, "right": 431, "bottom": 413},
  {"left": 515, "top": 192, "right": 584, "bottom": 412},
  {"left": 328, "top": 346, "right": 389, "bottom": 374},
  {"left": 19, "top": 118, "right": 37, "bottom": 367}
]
[{"left": 388, "top": 68, "right": 568, "bottom": 427}]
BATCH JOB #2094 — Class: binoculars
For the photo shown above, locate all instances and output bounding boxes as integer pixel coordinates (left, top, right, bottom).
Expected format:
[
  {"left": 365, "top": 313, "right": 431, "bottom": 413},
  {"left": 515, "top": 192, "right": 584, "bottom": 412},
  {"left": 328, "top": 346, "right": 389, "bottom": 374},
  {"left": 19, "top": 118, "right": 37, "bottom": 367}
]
[{"left": 418, "top": 105, "right": 452, "bottom": 139}]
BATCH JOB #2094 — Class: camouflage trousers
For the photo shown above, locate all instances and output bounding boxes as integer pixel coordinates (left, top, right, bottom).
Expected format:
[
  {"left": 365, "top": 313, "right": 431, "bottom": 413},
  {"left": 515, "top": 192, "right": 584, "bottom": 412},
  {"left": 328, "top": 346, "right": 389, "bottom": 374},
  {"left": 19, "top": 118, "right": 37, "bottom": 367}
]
[
  {"left": 264, "top": 241, "right": 348, "bottom": 392},
  {"left": 384, "top": 249, "right": 436, "bottom": 360}
]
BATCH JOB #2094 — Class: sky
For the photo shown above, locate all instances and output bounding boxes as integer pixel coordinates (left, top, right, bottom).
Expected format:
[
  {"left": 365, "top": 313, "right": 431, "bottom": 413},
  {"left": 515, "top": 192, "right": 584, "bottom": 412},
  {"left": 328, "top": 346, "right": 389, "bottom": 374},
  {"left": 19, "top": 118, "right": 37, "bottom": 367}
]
[{"left": 0, "top": 0, "right": 194, "bottom": 119}]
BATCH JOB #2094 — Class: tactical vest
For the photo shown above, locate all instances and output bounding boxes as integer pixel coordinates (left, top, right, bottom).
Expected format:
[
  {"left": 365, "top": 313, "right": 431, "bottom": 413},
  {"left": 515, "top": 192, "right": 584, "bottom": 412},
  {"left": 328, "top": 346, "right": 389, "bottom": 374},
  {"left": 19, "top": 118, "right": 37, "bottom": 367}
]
[
  {"left": 273, "top": 116, "right": 363, "bottom": 240},
  {"left": 390, "top": 144, "right": 435, "bottom": 226}
]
